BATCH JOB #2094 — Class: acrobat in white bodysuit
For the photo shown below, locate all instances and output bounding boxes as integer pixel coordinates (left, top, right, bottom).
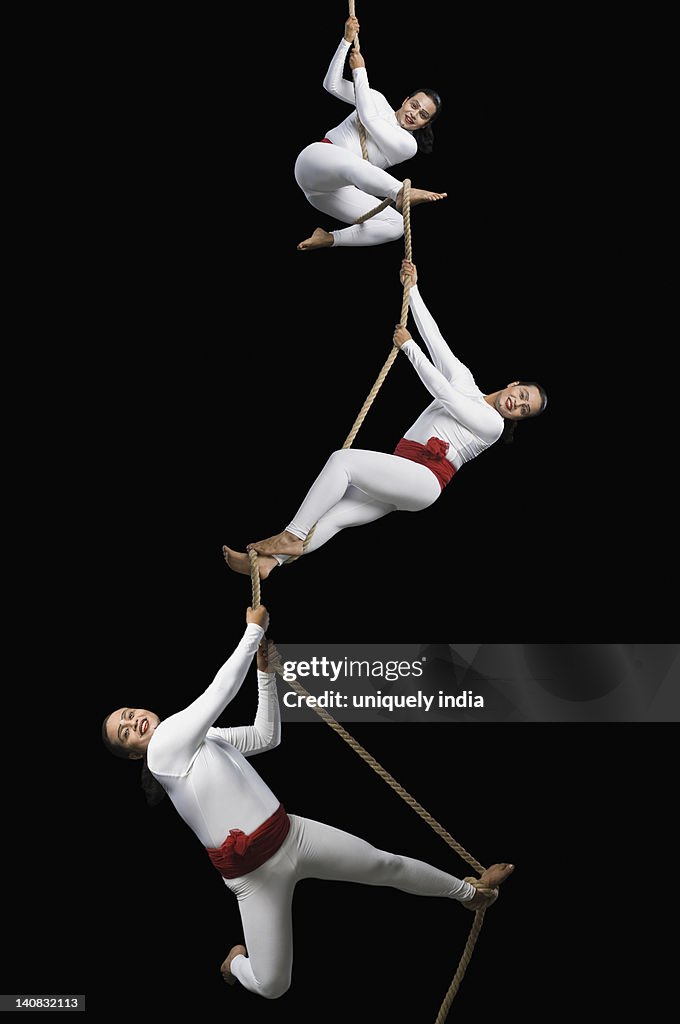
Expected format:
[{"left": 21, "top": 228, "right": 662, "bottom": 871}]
[
  {"left": 147, "top": 624, "right": 478, "bottom": 999},
  {"left": 251, "top": 285, "right": 503, "bottom": 565},
  {"left": 295, "top": 37, "right": 423, "bottom": 247}
]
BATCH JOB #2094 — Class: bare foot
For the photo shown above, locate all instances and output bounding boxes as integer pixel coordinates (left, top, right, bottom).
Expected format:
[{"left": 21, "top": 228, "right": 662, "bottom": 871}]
[
  {"left": 297, "top": 227, "right": 334, "bottom": 251},
  {"left": 479, "top": 863, "right": 515, "bottom": 888},
  {"left": 222, "top": 545, "right": 278, "bottom": 579},
  {"left": 247, "top": 531, "right": 304, "bottom": 558},
  {"left": 220, "top": 944, "right": 247, "bottom": 986},
  {"left": 396, "top": 186, "right": 448, "bottom": 212},
  {"left": 463, "top": 863, "right": 515, "bottom": 912}
]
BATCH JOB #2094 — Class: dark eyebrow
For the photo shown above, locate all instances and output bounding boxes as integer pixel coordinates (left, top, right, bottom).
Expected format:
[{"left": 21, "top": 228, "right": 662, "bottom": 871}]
[{"left": 118, "top": 709, "right": 128, "bottom": 742}]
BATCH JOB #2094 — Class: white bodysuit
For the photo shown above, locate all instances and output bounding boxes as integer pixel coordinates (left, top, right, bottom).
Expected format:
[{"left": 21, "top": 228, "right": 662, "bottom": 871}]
[
  {"left": 148, "top": 624, "right": 476, "bottom": 999},
  {"left": 294, "top": 37, "right": 418, "bottom": 247},
  {"left": 281, "top": 285, "right": 504, "bottom": 559},
  {"left": 147, "top": 625, "right": 281, "bottom": 845}
]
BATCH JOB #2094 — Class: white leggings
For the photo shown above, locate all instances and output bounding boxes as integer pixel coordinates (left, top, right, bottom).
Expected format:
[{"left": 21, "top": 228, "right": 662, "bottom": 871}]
[
  {"left": 224, "top": 814, "right": 474, "bottom": 999},
  {"left": 295, "top": 142, "right": 405, "bottom": 247},
  {"left": 279, "top": 449, "right": 442, "bottom": 561}
]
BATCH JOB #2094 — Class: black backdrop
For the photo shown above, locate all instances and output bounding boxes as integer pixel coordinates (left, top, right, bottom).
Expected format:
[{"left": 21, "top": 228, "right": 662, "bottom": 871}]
[{"left": 10, "top": 4, "right": 675, "bottom": 1019}]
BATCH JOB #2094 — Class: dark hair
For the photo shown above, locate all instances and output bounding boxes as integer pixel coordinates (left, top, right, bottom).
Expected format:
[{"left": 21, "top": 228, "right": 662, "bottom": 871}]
[
  {"left": 141, "top": 761, "right": 167, "bottom": 807},
  {"left": 501, "top": 381, "right": 548, "bottom": 445},
  {"left": 101, "top": 713, "right": 130, "bottom": 759},
  {"left": 407, "top": 88, "right": 442, "bottom": 154},
  {"left": 101, "top": 712, "right": 167, "bottom": 807}
]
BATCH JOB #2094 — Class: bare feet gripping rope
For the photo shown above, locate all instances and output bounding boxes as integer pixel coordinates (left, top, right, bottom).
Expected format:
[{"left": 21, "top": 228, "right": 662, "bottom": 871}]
[{"left": 247, "top": 547, "right": 501, "bottom": 1022}]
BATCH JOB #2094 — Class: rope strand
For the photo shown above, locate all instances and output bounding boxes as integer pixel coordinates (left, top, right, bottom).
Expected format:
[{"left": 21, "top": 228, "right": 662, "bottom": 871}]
[
  {"left": 248, "top": 549, "right": 261, "bottom": 609},
  {"left": 282, "top": 181, "right": 413, "bottom": 561},
  {"left": 241, "top": 18, "right": 495, "bottom": 1009},
  {"left": 248, "top": 549, "right": 494, "bottom": 1021},
  {"left": 348, "top": 0, "right": 369, "bottom": 159}
]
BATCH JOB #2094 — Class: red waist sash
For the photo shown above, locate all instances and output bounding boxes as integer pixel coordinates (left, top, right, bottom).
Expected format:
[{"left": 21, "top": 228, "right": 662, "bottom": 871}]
[
  {"left": 206, "top": 804, "right": 291, "bottom": 879},
  {"left": 393, "top": 436, "right": 456, "bottom": 491},
  {"left": 320, "top": 137, "right": 333, "bottom": 144}
]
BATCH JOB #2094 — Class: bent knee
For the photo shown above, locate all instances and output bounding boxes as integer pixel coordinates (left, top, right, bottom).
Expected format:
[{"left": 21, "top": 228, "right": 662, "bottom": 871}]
[
  {"left": 375, "top": 850, "right": 401, "bottom": 872},
  {"left": 259, "top": 976, "right": 291, "bottom": 1000},
  {"left": 378, "top": 211, "right": 405, "bottom": 241},
  {"left": 326, "top": 449, "right": 351, "bottom": 470}
]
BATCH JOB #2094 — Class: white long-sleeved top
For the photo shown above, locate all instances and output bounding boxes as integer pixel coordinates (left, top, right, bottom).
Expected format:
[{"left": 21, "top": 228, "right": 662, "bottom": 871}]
[
  {"left": 146, "top": 624, "right": 282, "bottom": 849},
  {"left": 323, "top": 38, "right": 417, "bottom": 169},
  {"left": 402, "top": 286, "right": 504, "bottom": 469}
]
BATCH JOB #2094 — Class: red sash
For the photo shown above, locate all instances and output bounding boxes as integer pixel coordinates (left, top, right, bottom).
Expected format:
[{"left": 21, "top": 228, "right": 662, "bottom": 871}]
[
  {"left": 320, "top": 138, "right": 333, "bottom": 144},
  {"left": 206, "top": 804, "right": 291, "bottom": 879},
  {"left": 393, "top": 436, "right": 456, "bottom": 491}
]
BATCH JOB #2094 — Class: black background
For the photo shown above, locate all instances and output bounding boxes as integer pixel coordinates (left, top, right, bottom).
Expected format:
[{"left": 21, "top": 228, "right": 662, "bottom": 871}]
[
  {"left": 10, "top": 4, "right": 674, "bottom": 1019},
  {"left": 72, "top": 1, "right": 671, "bottom": 638}
]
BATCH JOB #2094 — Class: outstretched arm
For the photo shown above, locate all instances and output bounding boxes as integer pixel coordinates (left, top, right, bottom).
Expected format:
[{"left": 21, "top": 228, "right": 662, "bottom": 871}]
[
  {"left": 322, "top": 19, "right": 359, "bottom": 104},
  {"left": 211, "top": 638, "right": 282, "bottom": 757},
  {"left": 400, "top": 262, "right": 468, "bottom": 382},
  {"left": 148, "top": 607, "right": 271, "bottom": 775},
  {"left": 394, "top": 326, "right": 503, "bottom": 442}
]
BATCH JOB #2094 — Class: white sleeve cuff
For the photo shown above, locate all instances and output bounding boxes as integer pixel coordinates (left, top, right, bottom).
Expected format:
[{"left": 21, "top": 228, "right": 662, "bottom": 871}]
[
  {"left": 257, "top": 670, "right": 277, "bottom": 682},
  {"left": 459, "top": 881, "right": 478, "bottom": 903},
  {"left": 245, "top": 623, "right": 265, "bottom": 640}
]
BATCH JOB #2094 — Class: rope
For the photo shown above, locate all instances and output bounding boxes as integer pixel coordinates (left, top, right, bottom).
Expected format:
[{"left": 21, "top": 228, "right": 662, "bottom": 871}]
[
  {"left": 292, "top": 181, "right": 412, "bottom": 555},
  {"left": 348, "top": 0, "right": 369, "bottom": 160},
  {"left": 248, "top": 549, "right": 261, "bottom": 610},
  {"left": 278, "top": 667, "right": 484, "bottom": 872},
  {"left": 353, "top": 196, "right": 392, "bottom": 223},
  {"left": 248, "top": 558, "right": 495, "bottom": 1020},
  {"left": 240, "top": 17, "right": 496, "bottom": 1012},
  {"left": 341, "top": 178, "right": 412, "bottom": 445},
  {"left": 434, "top": 902, "right": 488, "bottom": 1023}
]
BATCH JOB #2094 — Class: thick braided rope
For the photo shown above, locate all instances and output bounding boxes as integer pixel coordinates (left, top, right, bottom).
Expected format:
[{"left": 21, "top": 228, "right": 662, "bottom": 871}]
[
  {"left": 353, "top": 196, "right": 392, "bottom": 223},
  {"left": 248, "top": 559, "right": 492, "bottom": 1021},
  {"left": 435, "top": 905, "right": 487, "bottom": 1024},
  {"left": 340, "top": 182, "right": 411, "bottom": 450},
  {"left": 284, "top": 675, "right": 483, "bottom": 871},
  {"left": 348, "top": 0, "right": 369, "bottom": 160},
  {"left": 248, "top": 549, "right": 261, "bottom": 609},
  {"left": 245, "top": 17, "right": 491, "bottom": 1015}
]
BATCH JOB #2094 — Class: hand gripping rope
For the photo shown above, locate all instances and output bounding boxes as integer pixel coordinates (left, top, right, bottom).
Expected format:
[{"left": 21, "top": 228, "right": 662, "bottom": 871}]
[{"left": 348, "top": 0, "right": 369, "bottom": 160}]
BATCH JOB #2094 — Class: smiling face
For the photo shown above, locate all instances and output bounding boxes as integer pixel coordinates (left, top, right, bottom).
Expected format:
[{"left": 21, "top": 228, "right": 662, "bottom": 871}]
[
  {"left": 495, "top": 383, "right": 544, "bottom": 420},
  {"left": 395, "top": 92, "right": 438, "bottom": 131},
  {"left": 105, "top": 707, "right": 160, "bottom": 759}
]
